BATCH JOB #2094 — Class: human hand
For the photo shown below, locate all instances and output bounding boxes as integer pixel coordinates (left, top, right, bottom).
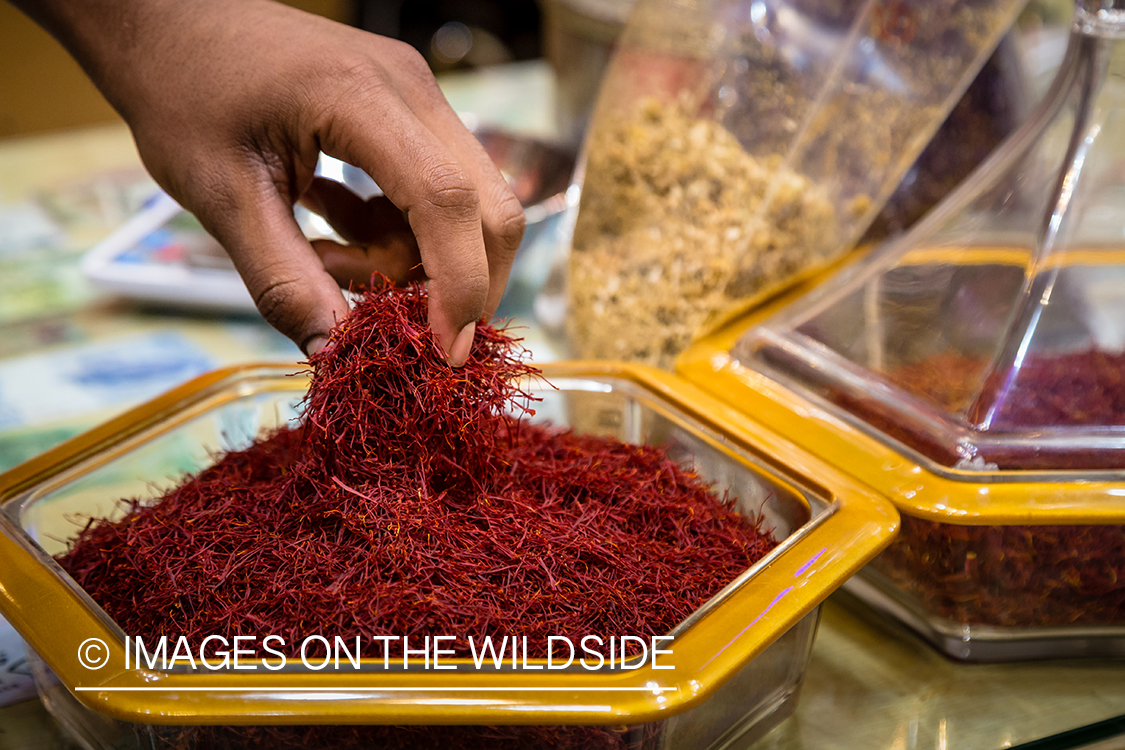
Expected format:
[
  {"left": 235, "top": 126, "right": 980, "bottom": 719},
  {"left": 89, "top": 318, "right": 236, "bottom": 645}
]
[{"left": 21, "top": 0, "right": 524, "bottom": 363}]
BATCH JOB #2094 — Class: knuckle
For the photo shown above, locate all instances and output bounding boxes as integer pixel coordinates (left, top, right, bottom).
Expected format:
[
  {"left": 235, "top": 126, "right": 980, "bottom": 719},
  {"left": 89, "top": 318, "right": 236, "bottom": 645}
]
[
  {"left": 316, "top": 58, "right": 392, "bottom": 129},
  {"left": 463, "top": 271, "right": 490, "bottom": 303},
  {"left": 420, "top": 163, "right": 479, "bottom": 217},
  {"left": 252, "top": 276, "right": 309, "bottom": 337},
  {"left": 454, "top": 272, "right": 491, "bottom": 320},
  {"left": 388, "top": 41, "right": 433, "bottom": 80},
  {"left": 489, "top": 194, "right": 526, "bottom": 256},
  {"left": 343, "top": 67, "right": 392, "bottom": 107},
  {"left": 436, "top": 270, "right": 490, "bottom": 330}
]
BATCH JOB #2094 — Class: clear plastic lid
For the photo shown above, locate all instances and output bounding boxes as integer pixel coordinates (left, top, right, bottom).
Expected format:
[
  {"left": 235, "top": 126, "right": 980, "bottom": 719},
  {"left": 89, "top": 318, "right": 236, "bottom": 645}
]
[{"left": 737, "top": 0, "right": 1125, "bottom": 471}]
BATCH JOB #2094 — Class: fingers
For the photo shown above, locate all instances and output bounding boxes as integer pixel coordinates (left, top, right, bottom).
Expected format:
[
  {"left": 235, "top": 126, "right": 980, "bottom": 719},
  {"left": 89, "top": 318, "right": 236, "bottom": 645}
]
[
  {"left": 318, "top": 80, "right": 493, "bottom": 364},
  {"left": 389, "top": 60, "right": 526, "bottom": 316},
  {"left": 301, "top": 178, "right": 414, "bottom": 247},
  {"left": 302, "top": 177, "right": 423, "bottom": 287},
  {"left": 309, "top": 238, "right": 424, "bottom": 289},
  {"left": 207, "top": 179, "right": 351, "bottom": 357}
]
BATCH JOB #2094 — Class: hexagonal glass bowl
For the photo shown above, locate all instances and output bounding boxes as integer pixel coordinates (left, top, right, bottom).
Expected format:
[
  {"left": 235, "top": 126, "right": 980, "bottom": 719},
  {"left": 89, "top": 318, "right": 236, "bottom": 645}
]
[{"left": 0, "top": 362, "right": 896, "bottom": 749}]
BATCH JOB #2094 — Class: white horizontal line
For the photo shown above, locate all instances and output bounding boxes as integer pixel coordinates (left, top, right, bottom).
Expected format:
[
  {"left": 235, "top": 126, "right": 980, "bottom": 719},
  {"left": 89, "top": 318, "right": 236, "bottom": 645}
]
[{"left": 75, "top": 686, "right": 676, "bottom": 692}]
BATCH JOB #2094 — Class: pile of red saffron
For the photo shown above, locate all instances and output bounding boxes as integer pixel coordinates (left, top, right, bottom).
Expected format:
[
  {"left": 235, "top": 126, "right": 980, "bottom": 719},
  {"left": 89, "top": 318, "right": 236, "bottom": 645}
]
[
  {"left": 853, "top": 349, "right": 1125, "bottom": 470},
  {"left": 847, "top": 350, "right": 1125, "bottom": 629},
  {"left": 871, "top": 516, "right": 1125, "bottom": 629},
  {"left": 150, "top": 723, "right": 647, "bottom": 750},
  {"left": 57, "top": 282, "right": 775, "bottom": 748}
]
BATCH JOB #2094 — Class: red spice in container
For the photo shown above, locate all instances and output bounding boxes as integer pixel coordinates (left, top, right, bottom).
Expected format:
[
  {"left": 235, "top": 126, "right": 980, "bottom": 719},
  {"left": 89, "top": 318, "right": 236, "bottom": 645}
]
[
  {"left": 855, "top": 349, "right": 1125, "bottom": 630},
  {"left": 871, "top": 516, "right": 1125, "bottom": 629},
  {"left": 58, "top": 281, "right": 776, "bottom": 749},
  {"left": 147, "top": 723, "right": 643, "bottom": 750}
]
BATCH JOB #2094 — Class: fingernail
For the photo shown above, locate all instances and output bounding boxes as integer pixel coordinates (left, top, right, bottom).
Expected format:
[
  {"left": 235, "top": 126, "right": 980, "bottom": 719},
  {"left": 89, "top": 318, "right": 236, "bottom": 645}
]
[
  {"left": 303, "top": 335, "right": 330, "bottom": 357},
  {"left": 447, "top": 322, "right": 476, "bottom": 367}
]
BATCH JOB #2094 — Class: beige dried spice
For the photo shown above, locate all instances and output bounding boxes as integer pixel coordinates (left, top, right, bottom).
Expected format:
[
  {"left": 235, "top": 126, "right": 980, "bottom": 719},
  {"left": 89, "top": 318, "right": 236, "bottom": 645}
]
[{"left": 568, "top": 99, "right": 839, "bottom": 368}]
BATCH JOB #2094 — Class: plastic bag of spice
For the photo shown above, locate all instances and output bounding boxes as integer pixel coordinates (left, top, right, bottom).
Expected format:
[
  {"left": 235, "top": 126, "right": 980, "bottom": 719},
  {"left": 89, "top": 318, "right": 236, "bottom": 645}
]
[{"left": 564, "top": 0, "right": 1027, "bottom": 369}]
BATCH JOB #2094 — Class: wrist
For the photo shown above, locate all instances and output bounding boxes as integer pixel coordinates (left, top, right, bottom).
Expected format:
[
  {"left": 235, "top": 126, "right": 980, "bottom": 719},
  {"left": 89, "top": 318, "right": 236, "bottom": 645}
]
[{"left": 9, "top": 0, "right": 227, "bottom": 123}]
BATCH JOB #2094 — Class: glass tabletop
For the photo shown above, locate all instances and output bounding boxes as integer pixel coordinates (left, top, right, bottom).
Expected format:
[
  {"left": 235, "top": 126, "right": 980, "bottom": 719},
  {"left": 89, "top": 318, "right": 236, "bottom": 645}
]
[
  {"left": 753, "top": 593, "right": 1125, "bottom": 750},
  {"left": 1013, "top": 716, "right": 1125, "bottom": 750}
]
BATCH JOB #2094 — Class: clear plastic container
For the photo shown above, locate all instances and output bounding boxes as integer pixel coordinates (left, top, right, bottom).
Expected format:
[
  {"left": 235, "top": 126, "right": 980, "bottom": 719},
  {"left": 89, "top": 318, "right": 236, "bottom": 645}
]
[
  {"left": 564, "top": 0, "right": 1026, "bottom": 369},
  {"left": 0, "top": 363, "right": 896, "bottom": 748},
  {"left": 679, "top": 0, "right": 1125, "bottom": 661}
]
